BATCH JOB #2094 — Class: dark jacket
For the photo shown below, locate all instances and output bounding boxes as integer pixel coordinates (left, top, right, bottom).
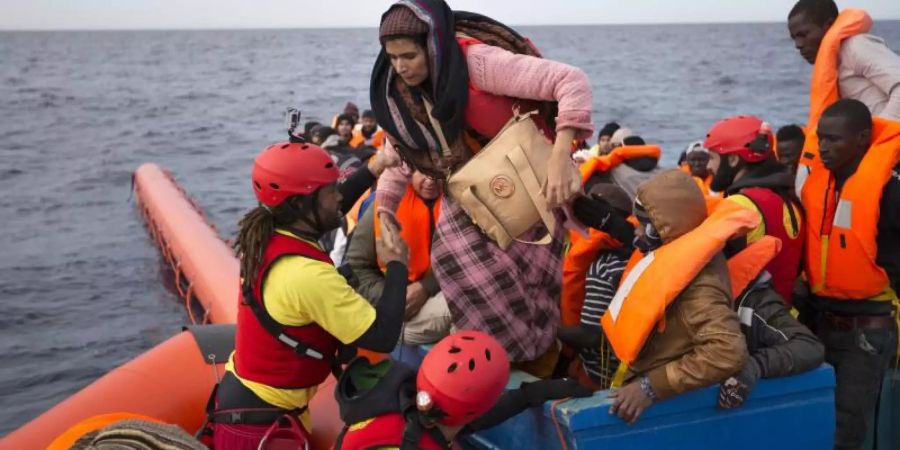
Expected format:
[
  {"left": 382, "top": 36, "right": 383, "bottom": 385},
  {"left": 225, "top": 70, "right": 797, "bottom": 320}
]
[{"left": 735, "top": 276, "right": 825, "bottom": 379}]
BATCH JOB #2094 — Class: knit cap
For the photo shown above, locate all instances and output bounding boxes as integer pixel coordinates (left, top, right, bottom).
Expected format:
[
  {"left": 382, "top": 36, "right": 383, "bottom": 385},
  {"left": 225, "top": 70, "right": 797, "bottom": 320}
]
[{"left": 379, "top": 5, "right": 429, "bottom": 43}]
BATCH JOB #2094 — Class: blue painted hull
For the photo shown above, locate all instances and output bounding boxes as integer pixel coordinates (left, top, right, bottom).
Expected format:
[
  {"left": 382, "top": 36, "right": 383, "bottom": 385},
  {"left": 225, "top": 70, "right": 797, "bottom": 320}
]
[{"left": 393, "top": 345, "right": 836, "bottom": 450}]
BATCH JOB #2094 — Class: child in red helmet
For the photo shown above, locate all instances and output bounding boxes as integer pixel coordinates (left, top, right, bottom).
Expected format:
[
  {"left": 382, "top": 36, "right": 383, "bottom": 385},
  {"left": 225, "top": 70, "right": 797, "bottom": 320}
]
[
  {"left": 203, "top": 139, "right": 407, "bottom": 450},
  {"left": 334, "top": 331, "right": 592, "bottom": 450}
]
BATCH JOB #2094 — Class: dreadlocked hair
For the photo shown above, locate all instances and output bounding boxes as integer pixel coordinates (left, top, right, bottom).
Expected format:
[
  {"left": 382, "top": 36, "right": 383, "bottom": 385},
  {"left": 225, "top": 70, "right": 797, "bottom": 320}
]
[{"left": 234, "top": 196, "right": 310, "bottom": 286}]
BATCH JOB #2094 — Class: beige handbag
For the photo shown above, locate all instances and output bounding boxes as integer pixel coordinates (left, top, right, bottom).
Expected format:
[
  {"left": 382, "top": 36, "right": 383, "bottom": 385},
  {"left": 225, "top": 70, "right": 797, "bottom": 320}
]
[{"left": 424, "top": 100, "right": 580, "bottom": 250}]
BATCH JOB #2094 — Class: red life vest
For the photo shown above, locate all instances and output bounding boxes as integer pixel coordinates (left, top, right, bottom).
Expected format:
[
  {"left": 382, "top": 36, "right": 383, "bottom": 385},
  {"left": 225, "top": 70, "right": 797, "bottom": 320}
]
[
  {"left": 738, "top": 187, "right": 803, "bottom": 305},
  {"left": 457, "top": 36, "right": 551, "bottom": 141},
  {"left": 337, "top": 413, "right": 451, "bottom": 450},
  {"left": 233, "top": 233, "right": 340, "bottom": 389}
]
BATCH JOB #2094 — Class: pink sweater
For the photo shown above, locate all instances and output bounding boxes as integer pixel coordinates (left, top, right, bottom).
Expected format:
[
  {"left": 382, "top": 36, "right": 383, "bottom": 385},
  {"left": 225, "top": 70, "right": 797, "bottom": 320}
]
[{"left": 377, "top": 43, "right": 595, "bottom": 214}]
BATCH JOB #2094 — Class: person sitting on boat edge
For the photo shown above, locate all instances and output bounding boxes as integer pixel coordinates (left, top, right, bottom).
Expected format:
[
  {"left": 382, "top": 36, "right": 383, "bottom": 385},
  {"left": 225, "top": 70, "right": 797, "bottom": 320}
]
[
  {"left": 717, "top": 237, "right": 825, "bottom": 409},
  {"left": 204, "top": 140, "right": 408, "bottom": 449},
  {"left": 559, "top": 183, "right": 635, "bottom": 390},
  {"left": 795, "top": 99, "right": 899, "bottom": 450},
  {"left": 704, "top": 115, "right": 805, "bottom": 306},
  {"left": 371, "top": 0, "right": 593, "bottom": 377},
  {"left": 788, "top": 0, "right": 900, "bottom": 123},
  {"left": 345, "top": 170, "right": 451, "bottom": 345},
  {"left": 333, "top": 331, "right": 593, "bottom": 450},
  {"left": 603, "top": 170, "right": 748, "bottom": 424}
]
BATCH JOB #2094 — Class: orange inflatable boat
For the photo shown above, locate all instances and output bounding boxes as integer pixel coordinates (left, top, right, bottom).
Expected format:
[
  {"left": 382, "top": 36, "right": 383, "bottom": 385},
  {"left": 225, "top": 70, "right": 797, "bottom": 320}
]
[
  {"left": 0, "top": 164, "right": 343, "bottom": 450},
  {"left": 133, "top": 163, "right": 239, "bottom": 324}
]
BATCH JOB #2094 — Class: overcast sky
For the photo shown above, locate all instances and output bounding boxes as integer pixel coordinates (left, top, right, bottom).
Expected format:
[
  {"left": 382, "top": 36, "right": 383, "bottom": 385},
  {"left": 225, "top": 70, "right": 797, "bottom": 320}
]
[{"left": 2, "top": 0, "right": 899, "bottom": 30}]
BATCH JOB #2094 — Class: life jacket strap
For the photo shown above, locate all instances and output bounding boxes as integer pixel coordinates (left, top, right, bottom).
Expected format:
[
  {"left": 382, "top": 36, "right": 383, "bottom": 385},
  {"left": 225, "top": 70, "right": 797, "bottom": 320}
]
[{"left": 242, "top": 284, "right": 328, "bottom": 360}]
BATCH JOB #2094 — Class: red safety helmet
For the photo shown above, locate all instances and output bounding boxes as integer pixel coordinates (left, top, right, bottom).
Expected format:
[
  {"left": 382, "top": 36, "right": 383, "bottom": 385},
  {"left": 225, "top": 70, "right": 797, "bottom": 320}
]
[
  {"left": 704, "top": 115, "right": 774, "bottom": 163},
  {"left": 251, "top": 141, "right": 339, "bottom": 207},
  {"left": 416, "top": 331, "right": 510, "bottom": 426}
]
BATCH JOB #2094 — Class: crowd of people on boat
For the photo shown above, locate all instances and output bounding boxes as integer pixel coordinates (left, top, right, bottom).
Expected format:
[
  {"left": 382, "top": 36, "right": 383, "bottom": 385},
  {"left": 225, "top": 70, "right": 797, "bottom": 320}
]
[{"left": 56, "top": 0, "right": 899, "bottom": 449}]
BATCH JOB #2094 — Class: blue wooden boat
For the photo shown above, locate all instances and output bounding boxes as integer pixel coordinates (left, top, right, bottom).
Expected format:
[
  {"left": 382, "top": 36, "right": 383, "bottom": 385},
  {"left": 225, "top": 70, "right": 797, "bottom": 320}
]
[{"left": 392, "top": 345, "right": 836, "bottom": 450}]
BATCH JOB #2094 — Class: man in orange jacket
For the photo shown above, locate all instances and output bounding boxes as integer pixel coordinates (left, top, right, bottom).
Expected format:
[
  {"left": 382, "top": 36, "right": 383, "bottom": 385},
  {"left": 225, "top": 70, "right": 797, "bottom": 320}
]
[
  {"left": 788, "top": 0, "right": 900, "bottom": 122},
  {"left": 797, "top": 99, "right": 899, "bottom": 450}
]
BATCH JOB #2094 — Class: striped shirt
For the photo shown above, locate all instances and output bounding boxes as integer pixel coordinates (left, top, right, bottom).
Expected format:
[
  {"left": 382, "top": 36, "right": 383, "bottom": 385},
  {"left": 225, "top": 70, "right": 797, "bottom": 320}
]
[{"left": 579, "top": 249, "right": 629, "bottom": 387}]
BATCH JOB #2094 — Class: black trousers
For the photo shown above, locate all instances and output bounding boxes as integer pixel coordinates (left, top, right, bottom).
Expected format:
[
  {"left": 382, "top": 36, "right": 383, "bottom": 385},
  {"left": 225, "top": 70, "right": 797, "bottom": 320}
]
[{"left": 819, "top": 321, "right": 896, "bottom": 450}]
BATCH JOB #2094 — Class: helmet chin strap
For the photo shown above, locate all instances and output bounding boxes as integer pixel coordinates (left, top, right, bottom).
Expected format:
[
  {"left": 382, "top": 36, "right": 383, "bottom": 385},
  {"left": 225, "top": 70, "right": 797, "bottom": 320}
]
[{"left": 288, "top": 192, "right": 326, "bottom": 242}]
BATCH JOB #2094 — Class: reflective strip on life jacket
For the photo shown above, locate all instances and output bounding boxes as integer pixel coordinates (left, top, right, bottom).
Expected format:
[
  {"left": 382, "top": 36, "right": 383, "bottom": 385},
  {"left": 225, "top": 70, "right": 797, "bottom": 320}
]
[
  {"left": 233, "top": 233, "right": 340, "bottom": 388},
  {"left": 601, "top": 200, "right": 760, "bottom": 364}
]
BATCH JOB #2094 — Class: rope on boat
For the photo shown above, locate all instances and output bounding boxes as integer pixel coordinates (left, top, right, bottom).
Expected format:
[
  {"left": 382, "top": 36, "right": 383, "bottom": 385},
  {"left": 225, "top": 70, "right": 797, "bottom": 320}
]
[{"left": 134, "top": 167, "right": 226, "bottom": 325}]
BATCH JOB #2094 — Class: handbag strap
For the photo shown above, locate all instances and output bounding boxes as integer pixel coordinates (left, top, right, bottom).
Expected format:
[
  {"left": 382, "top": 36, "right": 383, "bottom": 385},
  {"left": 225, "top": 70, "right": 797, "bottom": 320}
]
[
  {"left": 422, "top": 98, "right": 454, "bottom": 160},
  {"left": 507, "top": 144, "right": 557, "bottom": 236}
]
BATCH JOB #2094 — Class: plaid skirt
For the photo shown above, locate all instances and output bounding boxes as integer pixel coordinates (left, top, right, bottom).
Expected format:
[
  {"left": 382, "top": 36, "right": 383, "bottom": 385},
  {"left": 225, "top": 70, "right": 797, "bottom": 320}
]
[{"left": 431, "top": 198, "right": 564, "bottom": 362}]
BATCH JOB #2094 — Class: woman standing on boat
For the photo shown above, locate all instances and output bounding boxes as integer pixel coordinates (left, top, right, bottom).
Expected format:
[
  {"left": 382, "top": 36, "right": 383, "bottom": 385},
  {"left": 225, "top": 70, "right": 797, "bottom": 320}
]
[
  {"left": 371, "top": 0, "right": 593, "bottom": 375},
  {"left": 208, "top": 140, "right": 408, "bottom": 449}
]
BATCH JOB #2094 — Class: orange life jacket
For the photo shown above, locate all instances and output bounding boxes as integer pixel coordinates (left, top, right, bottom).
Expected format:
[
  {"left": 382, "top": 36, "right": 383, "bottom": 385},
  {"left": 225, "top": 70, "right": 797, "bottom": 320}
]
[
  {"left": 579, "top": 145, "right": 662, "bottom": 184},
  {"left": 350, "top": 128, "right": 384, "bottom": 150},
  {"left": 561, "top": 230, "right": 625, "bottom": 326},
  {"left": 806, "top": 9, "right": 873, "bottom": 130},
  {"left": 601, "top": 200, "right": 759, "bottom": 364},
  {"left": 679, "top": 163, "right": 714, "bottom": 196},
  {"left": 797, "top": 9, "right": 872, "bottom": 191},
  {"left": 801, "top": 117, "right": 900, "bottom": 300},
  {"left": 727, "top": 235, "right": 783, "bottom": 299},
  {"left": 374, "top": 186, "right": 442, "bottom": 282},
  {"left": 346, "top": 189, "right": 371, "bottom": 234},
  {"left": 559, "top": 145, "right": 659, "bottom": 327}
]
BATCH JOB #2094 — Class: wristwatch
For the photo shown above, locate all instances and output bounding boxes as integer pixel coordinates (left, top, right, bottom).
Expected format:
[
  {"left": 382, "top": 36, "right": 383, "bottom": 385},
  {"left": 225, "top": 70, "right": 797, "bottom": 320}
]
[{"left": 638, "top": 375, "right": 657, "bottom": 402}]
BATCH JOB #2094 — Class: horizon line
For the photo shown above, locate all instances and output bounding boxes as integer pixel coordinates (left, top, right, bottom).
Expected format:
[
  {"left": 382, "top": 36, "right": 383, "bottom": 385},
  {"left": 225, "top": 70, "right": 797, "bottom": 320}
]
[{"left": 4, "top": 17, "right": 900, "bottom": 32}]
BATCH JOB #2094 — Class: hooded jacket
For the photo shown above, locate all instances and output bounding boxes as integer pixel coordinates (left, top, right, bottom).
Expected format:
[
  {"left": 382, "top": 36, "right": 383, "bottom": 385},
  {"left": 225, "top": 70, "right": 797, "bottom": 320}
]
[{"left": 627, "top": 171, "right": 748, "bottom": 400}]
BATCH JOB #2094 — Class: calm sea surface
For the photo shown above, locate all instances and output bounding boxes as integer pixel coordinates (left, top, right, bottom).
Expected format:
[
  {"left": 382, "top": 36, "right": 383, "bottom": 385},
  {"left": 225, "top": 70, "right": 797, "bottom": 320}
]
[{"left": 1, "top": 22, "right": 898, "bottom": 434}]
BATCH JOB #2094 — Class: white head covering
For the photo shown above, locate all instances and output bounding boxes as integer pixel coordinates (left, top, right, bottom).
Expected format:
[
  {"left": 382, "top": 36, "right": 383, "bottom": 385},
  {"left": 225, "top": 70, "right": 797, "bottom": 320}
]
[
  {"left": 610, "top": 128, "right": 634, "bottom": 147},
  {"left": 685, "top": 140, "right": 708, "bottom": 154}
]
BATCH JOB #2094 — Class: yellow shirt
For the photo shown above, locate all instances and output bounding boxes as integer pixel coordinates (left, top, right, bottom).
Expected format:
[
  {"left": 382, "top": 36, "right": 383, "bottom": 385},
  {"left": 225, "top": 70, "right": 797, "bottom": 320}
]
[
  {"left": 727, "top": 194, "right": 801, "bottom": 244},
  {"left": 226, "top": 230, "right": 377, "bottom": 429}
]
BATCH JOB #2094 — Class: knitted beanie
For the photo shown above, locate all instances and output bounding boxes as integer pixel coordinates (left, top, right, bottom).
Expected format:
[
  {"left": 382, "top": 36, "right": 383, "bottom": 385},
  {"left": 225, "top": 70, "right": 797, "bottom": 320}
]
[{"left": 379, "top": 5, "right": 429, "bottom": 43}]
